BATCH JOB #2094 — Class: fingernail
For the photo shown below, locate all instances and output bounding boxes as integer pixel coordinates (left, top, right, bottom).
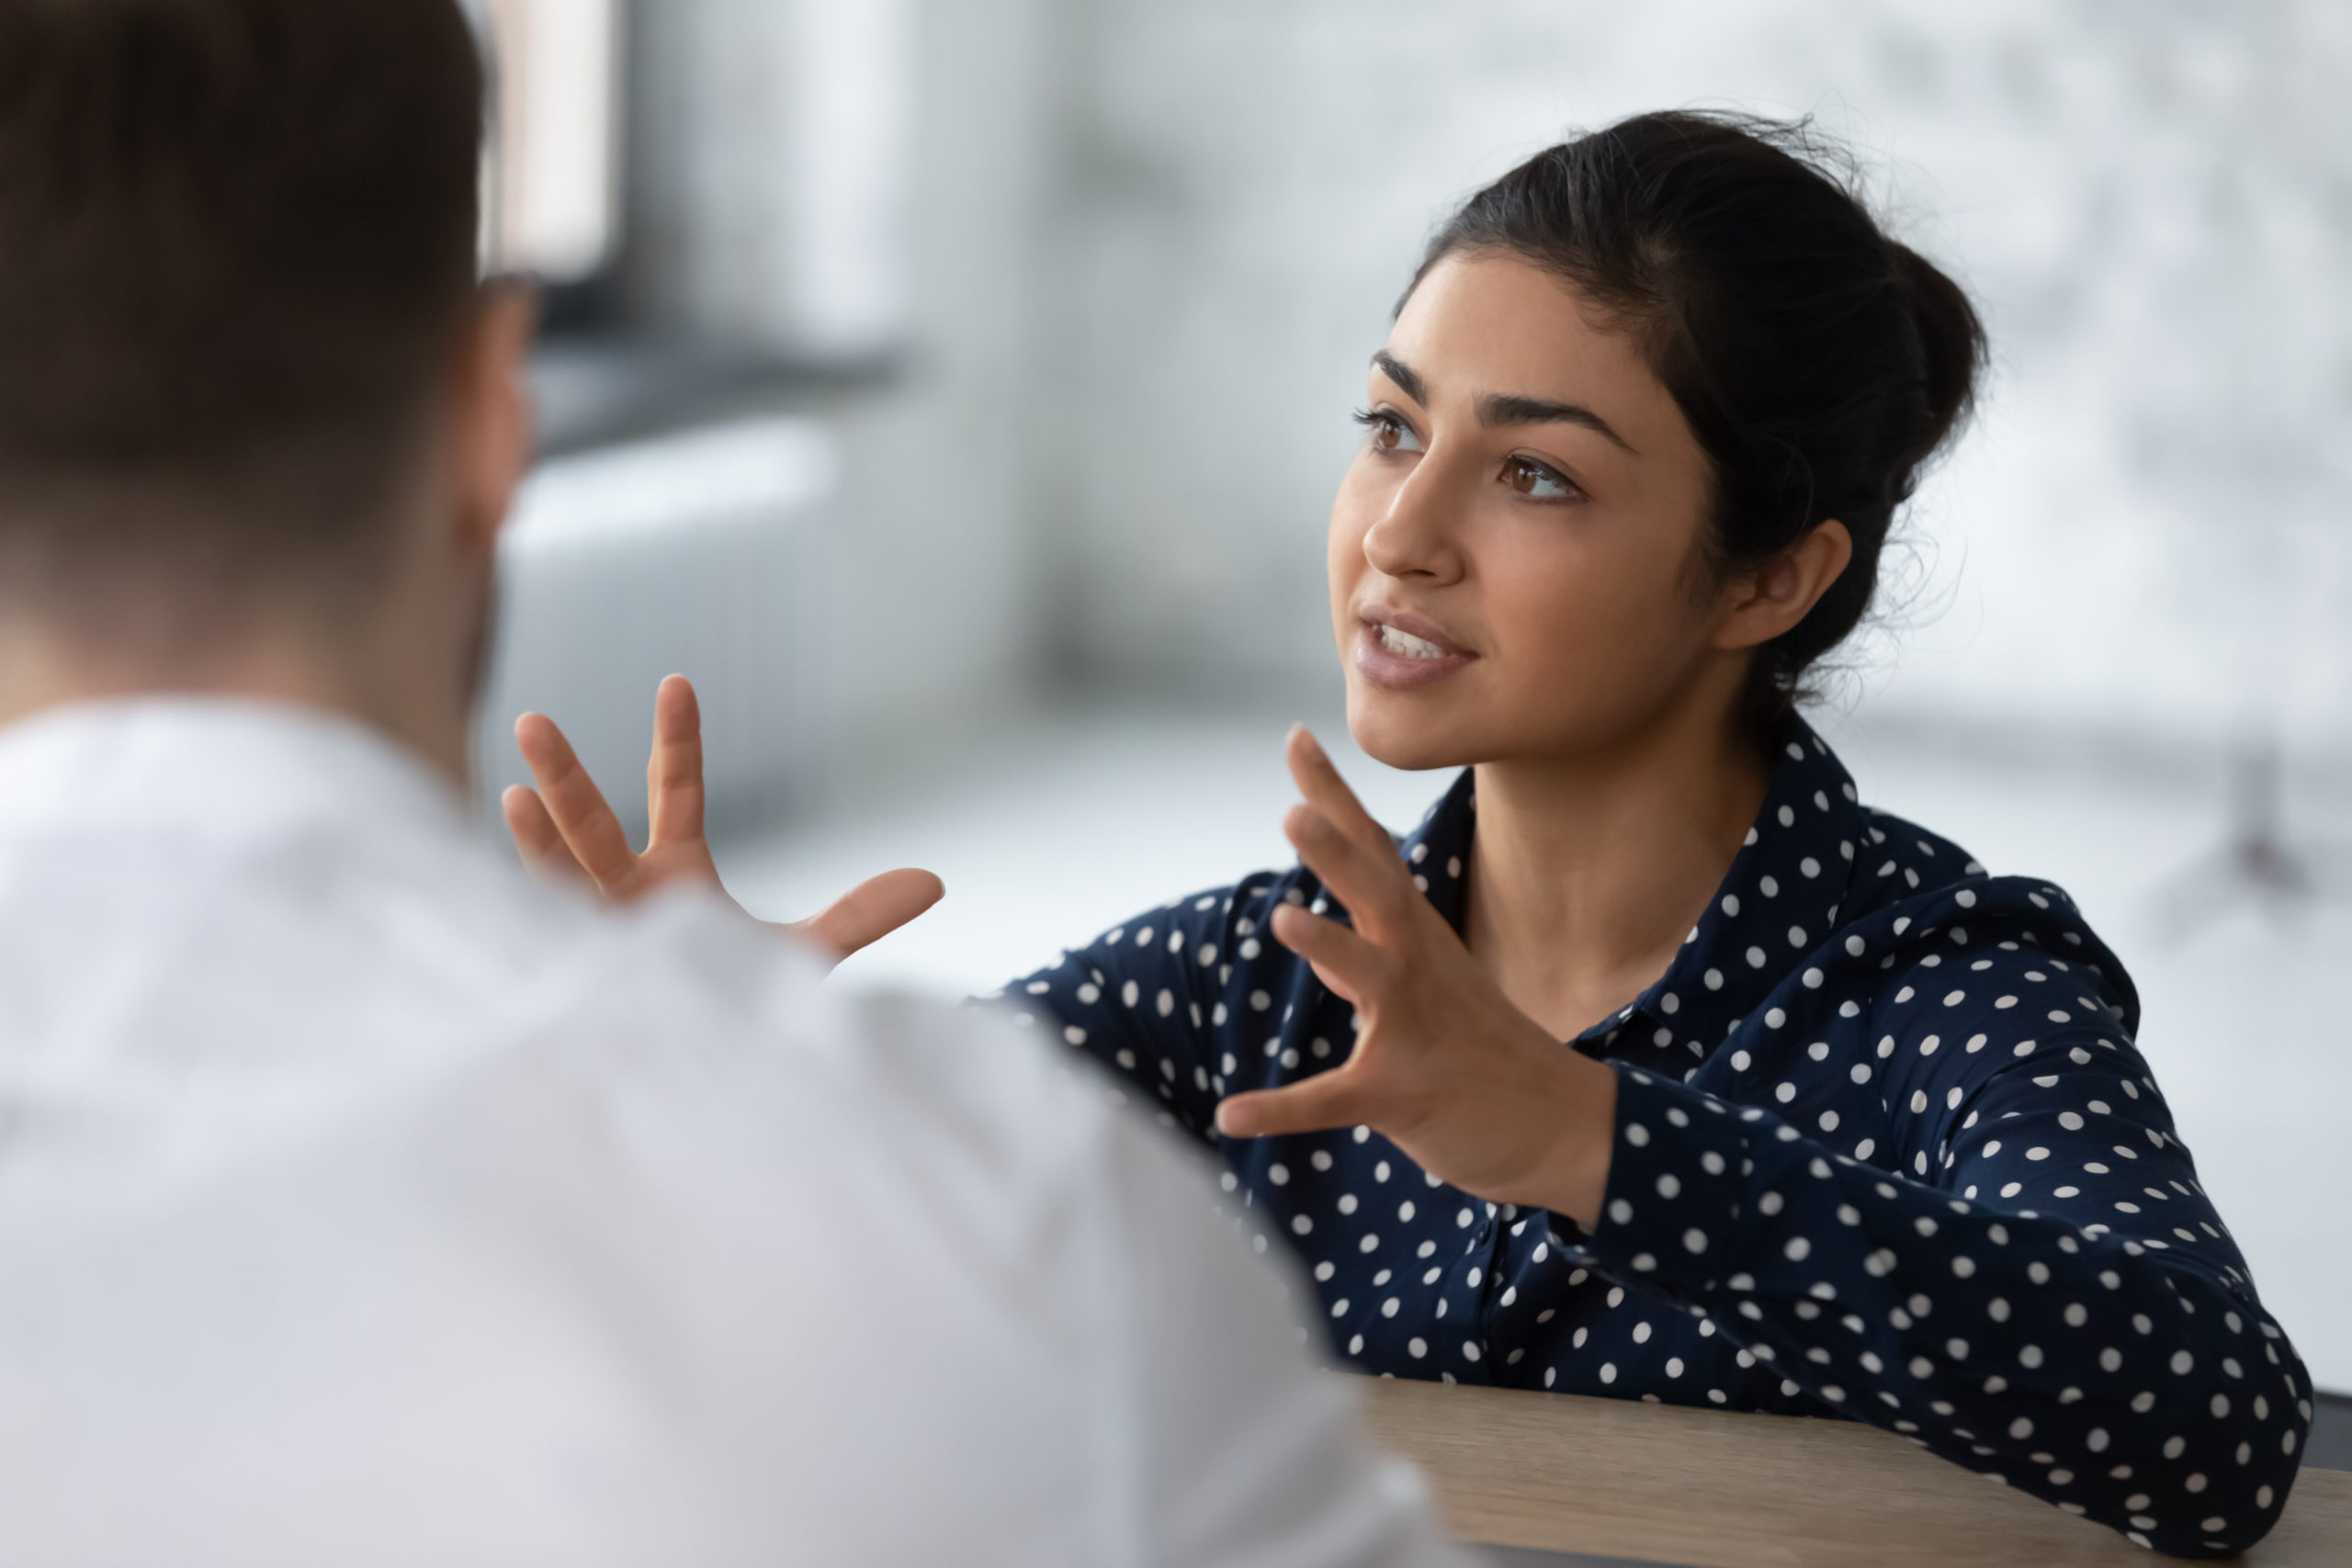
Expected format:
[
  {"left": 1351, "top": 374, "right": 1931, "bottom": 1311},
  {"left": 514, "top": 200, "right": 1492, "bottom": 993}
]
[{"left": 1215, "top": 1101, "right": 1250, "bottom": 1138}]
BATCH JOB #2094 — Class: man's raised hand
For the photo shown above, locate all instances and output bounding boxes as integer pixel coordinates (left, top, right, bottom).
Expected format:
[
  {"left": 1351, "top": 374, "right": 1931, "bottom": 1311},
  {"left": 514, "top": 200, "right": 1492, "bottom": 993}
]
[{"left": 502, "top": 674, "right": 943, "bottom": 968}]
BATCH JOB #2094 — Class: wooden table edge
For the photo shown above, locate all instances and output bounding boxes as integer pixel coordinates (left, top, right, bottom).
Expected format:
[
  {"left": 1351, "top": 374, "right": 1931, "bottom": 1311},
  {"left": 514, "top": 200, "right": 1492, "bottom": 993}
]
[{"left": 1352, "top": 1375, "right": 2351, "bottom": 1568}]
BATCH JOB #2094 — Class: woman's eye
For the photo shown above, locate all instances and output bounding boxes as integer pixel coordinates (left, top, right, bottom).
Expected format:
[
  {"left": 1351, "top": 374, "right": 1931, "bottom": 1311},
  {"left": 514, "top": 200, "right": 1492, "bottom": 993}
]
[
  {"left": 1504, "top": 456, "right": 1580, "bottom": 501},
  {"left": 1355, "top": 410, "right": 1424, "bottom": 455}
]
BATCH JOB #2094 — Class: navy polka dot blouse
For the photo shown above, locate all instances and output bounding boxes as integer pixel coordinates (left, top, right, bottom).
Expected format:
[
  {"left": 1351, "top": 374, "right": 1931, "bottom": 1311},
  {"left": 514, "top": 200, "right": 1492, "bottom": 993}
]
[{"left": 1001, "top": 716, "right": 2313, "bottom": 1558}]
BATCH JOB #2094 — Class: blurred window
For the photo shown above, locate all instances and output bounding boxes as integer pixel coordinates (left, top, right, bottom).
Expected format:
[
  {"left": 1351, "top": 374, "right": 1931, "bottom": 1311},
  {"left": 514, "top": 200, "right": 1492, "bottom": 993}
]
[
  {"left": 779, "top": 0, "right": 910, "bottom": 355},
  {"left": 480, "top": 0, "right": 621, "bottom": 285}
]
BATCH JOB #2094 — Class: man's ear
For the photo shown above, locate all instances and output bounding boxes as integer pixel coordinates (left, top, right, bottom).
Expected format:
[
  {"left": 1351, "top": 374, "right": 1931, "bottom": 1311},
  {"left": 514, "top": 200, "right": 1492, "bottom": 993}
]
[
  {"left": 445, "top": 280, "right": 540, "bottom": 559},
  {"left": 1710, "top": 520, "right": 1854, "bottom": 652}
]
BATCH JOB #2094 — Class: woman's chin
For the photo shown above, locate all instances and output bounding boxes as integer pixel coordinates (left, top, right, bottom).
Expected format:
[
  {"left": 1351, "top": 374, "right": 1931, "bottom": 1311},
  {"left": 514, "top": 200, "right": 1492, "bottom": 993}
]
[{"left": 1344, "top": 688, "right": 1478, "bottom": 773}]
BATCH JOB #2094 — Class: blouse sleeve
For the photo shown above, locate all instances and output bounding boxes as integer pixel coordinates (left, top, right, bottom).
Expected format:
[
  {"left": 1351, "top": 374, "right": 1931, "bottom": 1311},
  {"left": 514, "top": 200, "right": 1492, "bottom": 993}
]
[
  {"left": 1577, "top": 951, "right": 2313, "bottom": 1559},
  {"left": 995, "top": 879, "right": 1277, "bottom": 1143}
]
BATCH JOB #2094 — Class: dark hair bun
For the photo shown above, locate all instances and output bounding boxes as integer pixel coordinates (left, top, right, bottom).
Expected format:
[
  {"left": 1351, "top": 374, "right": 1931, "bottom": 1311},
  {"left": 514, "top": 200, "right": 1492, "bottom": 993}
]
[
  {"left": 1886, "top": 241, "right": 1987, "bottom": 471},
  {"left": 1415, "top": 111, "right": 1987, "bottom": 729}
]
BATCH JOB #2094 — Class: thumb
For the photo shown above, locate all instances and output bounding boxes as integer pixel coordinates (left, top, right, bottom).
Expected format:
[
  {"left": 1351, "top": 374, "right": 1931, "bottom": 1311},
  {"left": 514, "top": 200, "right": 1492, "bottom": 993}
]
[
  {"left": 1216, "top": 1069, "right": 1368, "bottom": 1141},
  {"left": 787, "top": 867, "right": 945, "bottom": 966}
]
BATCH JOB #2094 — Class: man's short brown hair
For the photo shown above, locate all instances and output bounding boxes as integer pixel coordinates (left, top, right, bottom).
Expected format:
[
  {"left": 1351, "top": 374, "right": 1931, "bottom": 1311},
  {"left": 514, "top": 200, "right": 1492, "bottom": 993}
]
[{"left": 0, "top": 0, "right": 484, "bottom": 569}]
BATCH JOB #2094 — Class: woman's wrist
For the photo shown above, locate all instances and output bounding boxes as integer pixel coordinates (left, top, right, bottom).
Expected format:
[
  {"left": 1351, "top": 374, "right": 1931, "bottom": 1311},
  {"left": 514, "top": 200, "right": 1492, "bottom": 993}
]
[{"left": 1525, "top": 1051, "right": 1619, "bottom": 1231}]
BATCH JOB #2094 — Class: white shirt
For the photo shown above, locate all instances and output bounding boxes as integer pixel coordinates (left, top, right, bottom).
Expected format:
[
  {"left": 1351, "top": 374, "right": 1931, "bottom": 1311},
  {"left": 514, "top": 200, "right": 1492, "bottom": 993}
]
[{"left": 0, "top": 699, "right": 1463, "bottom": 1568}]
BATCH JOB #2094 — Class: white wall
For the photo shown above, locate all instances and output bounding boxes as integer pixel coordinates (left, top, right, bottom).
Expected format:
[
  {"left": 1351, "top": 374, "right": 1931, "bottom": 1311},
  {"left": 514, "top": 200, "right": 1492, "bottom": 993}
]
[
  {"left": 1039, "top": 0, "right": 2352, "bottom": 749},
  {"left": 602, "top": 1, "right": 2352, "bottom": 767},
  {"left": 622, "top": 0, "right": 1069, "bottom": 774}
]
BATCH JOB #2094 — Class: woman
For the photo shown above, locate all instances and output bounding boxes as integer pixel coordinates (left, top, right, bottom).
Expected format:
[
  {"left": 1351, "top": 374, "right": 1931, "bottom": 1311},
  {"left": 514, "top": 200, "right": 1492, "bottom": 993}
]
[{"left": 506, "top": 113, "right": 2312, "bottom": 1559}]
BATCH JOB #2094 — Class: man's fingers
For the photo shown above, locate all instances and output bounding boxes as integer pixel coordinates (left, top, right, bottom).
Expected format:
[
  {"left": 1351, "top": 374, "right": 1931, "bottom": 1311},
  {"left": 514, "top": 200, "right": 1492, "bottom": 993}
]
[
  {"left": 1285, "top": 726, "right": 1394, "bottom": 859},
  {"left": 646, "top": 674, "right": 707, "bottom": 850},
  {"left": 1268, "top": 902, "right": 1382, "bottom": 1005},
  {"left": 1283, "top": 801, "right": 1419, "bottom": 943},
  {"left": 501, "top": 785, "right": 592, "bottom": 888},
  {"left": 786, "top": 867, "right": 946, "bottom": 966},
  {"left": 1216, "top": 1068, "right": 1368, "bottom": 1141},
  {"left": 513, "top": 712, "right": 640, "bottom": 889}
]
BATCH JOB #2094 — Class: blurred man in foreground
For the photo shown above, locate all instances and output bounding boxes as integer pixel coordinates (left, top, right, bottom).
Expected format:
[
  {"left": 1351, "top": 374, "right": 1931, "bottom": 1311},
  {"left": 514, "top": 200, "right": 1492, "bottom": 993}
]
[{"left": 0, "top": 2, "right": 1458, "bottom": 1562}]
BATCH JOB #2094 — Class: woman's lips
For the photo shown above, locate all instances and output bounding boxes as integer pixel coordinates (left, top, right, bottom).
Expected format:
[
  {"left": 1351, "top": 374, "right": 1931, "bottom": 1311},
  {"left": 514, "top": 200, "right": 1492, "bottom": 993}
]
[{"left": 1353, "top": 616, "right": 1476, "bottom": 692}]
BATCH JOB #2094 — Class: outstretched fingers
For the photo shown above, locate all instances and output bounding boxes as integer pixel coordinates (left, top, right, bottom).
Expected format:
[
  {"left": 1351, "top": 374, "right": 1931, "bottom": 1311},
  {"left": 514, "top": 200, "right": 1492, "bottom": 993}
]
[
  {"left": 1284, "top": 726, "right": 1394, "bottom": 859},
  {"left": 646, "top": 674, "right": 707, "bottom": 850},
  {"left": 502, "top": 785, "right": 590, "bottom": 887},
  {"left": 1282, "top": 799, "right": 1420, "bottom": 945},
  {"left": 1268, "top": 901, "right": 1382, "bottom": 1005},
  {"left": 514, "top": 712, "right": 639, "bottom": 891}
]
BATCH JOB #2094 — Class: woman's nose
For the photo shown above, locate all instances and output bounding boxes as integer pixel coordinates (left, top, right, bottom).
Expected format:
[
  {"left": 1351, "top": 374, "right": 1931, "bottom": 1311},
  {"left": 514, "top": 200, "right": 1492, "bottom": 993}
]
[{"left": 1362, "top": 457, "right": 1466, "bottom": 582}]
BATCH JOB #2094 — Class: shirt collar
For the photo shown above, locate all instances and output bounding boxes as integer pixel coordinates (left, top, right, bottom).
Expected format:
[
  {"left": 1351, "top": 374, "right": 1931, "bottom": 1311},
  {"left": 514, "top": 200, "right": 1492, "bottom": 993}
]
[
  {"left": 1395, "top": 714, "right": 1873, "bottom": 1058},
  {"left": 0, "top": 694, "right": 473, "bottom": 848}
]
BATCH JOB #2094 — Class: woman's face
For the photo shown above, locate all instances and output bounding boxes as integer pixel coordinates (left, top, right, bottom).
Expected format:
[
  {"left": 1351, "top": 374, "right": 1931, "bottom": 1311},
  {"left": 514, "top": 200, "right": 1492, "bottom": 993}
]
[{"left": 1329, "top": 250, "right": 1732, "bottom": 772}]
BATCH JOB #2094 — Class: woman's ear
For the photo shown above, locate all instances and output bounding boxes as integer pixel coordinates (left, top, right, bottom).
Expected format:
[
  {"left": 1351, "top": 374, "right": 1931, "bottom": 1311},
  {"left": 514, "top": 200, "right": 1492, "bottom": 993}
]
[{"left": 1710, "top": 520, "right": 1854, "bottom": 652}]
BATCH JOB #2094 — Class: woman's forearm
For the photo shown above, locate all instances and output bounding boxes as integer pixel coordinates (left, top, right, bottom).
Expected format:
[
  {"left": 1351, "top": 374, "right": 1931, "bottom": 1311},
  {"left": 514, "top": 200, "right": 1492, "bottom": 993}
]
[
  {"left": 1572, "top": 1063, "right": 2311, "bottom": 1559},
  {"left": 994, "top": 889, "right": 1267, "bottom": 1145}
]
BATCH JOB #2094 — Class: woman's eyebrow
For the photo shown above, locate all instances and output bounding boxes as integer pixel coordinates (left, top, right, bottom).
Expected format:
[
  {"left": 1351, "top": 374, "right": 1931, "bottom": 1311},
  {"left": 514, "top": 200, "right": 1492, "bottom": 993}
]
[
  {"left": 1370, "top": 350, "right": 1426, "bottom": 403},
  {"left": 1477, "top": 392, "right": 1637, "bottom": 453},
  {"left": 1372, "top": 350, "right": 1636, "bottom": 454}
]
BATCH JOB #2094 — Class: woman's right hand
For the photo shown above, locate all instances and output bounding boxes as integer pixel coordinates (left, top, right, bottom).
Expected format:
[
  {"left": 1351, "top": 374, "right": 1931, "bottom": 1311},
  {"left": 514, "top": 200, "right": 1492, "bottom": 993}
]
[{"left": 502, "top": 674, "right": 944, "bottom": 968}]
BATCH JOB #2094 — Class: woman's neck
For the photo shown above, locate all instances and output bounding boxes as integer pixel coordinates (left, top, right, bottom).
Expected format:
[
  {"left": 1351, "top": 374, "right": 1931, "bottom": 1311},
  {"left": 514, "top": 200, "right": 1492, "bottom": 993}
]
[{"left": 1461, "top": 698, "right": 1770, "bottom": 1043}]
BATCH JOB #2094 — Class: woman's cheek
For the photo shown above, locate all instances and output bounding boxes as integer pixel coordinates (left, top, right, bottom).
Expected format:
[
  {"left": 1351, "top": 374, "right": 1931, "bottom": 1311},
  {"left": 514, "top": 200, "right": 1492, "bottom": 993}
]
[{"left": 1491, "top": 550, "right": 1662, "bottom": 720}]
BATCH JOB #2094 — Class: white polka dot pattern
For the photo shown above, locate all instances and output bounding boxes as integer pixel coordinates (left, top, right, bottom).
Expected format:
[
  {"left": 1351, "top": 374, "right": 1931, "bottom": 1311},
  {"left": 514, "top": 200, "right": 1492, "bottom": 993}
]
[{"left": 1000, "top": 716, "right": 2312, "bottom": 1559}]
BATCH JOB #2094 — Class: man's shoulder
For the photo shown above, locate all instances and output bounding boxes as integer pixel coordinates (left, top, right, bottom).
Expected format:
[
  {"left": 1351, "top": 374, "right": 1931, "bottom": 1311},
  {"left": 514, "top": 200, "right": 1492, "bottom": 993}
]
[{"left": 404, "top": 883, "right": 1129, "bottom": 1213}]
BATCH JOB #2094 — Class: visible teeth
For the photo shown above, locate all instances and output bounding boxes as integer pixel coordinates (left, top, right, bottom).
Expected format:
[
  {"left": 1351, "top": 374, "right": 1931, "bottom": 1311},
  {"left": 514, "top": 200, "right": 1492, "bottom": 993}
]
[{"left": 1378, "top": 625, "right": 1449, "bottom": 660}]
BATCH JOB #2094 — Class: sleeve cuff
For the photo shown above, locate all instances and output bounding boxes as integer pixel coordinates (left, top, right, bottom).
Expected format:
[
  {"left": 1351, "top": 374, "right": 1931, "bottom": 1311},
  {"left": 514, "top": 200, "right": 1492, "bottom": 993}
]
[{"left": 1577, "top": 1062, "right": 1752, "bottom": 1304}]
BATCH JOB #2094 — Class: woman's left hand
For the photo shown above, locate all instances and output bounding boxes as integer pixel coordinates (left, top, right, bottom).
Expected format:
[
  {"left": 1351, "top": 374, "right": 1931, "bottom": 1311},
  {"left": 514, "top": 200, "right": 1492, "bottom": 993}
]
[{"left": 1214, "top": 728, "right": 1620, "bottom": 1231}]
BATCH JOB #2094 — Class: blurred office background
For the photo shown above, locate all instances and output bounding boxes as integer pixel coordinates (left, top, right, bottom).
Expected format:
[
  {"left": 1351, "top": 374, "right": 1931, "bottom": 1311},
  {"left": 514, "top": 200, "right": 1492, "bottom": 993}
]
[{"left": 466, "top": 0, "right": 2352, "bottom": 1402}]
